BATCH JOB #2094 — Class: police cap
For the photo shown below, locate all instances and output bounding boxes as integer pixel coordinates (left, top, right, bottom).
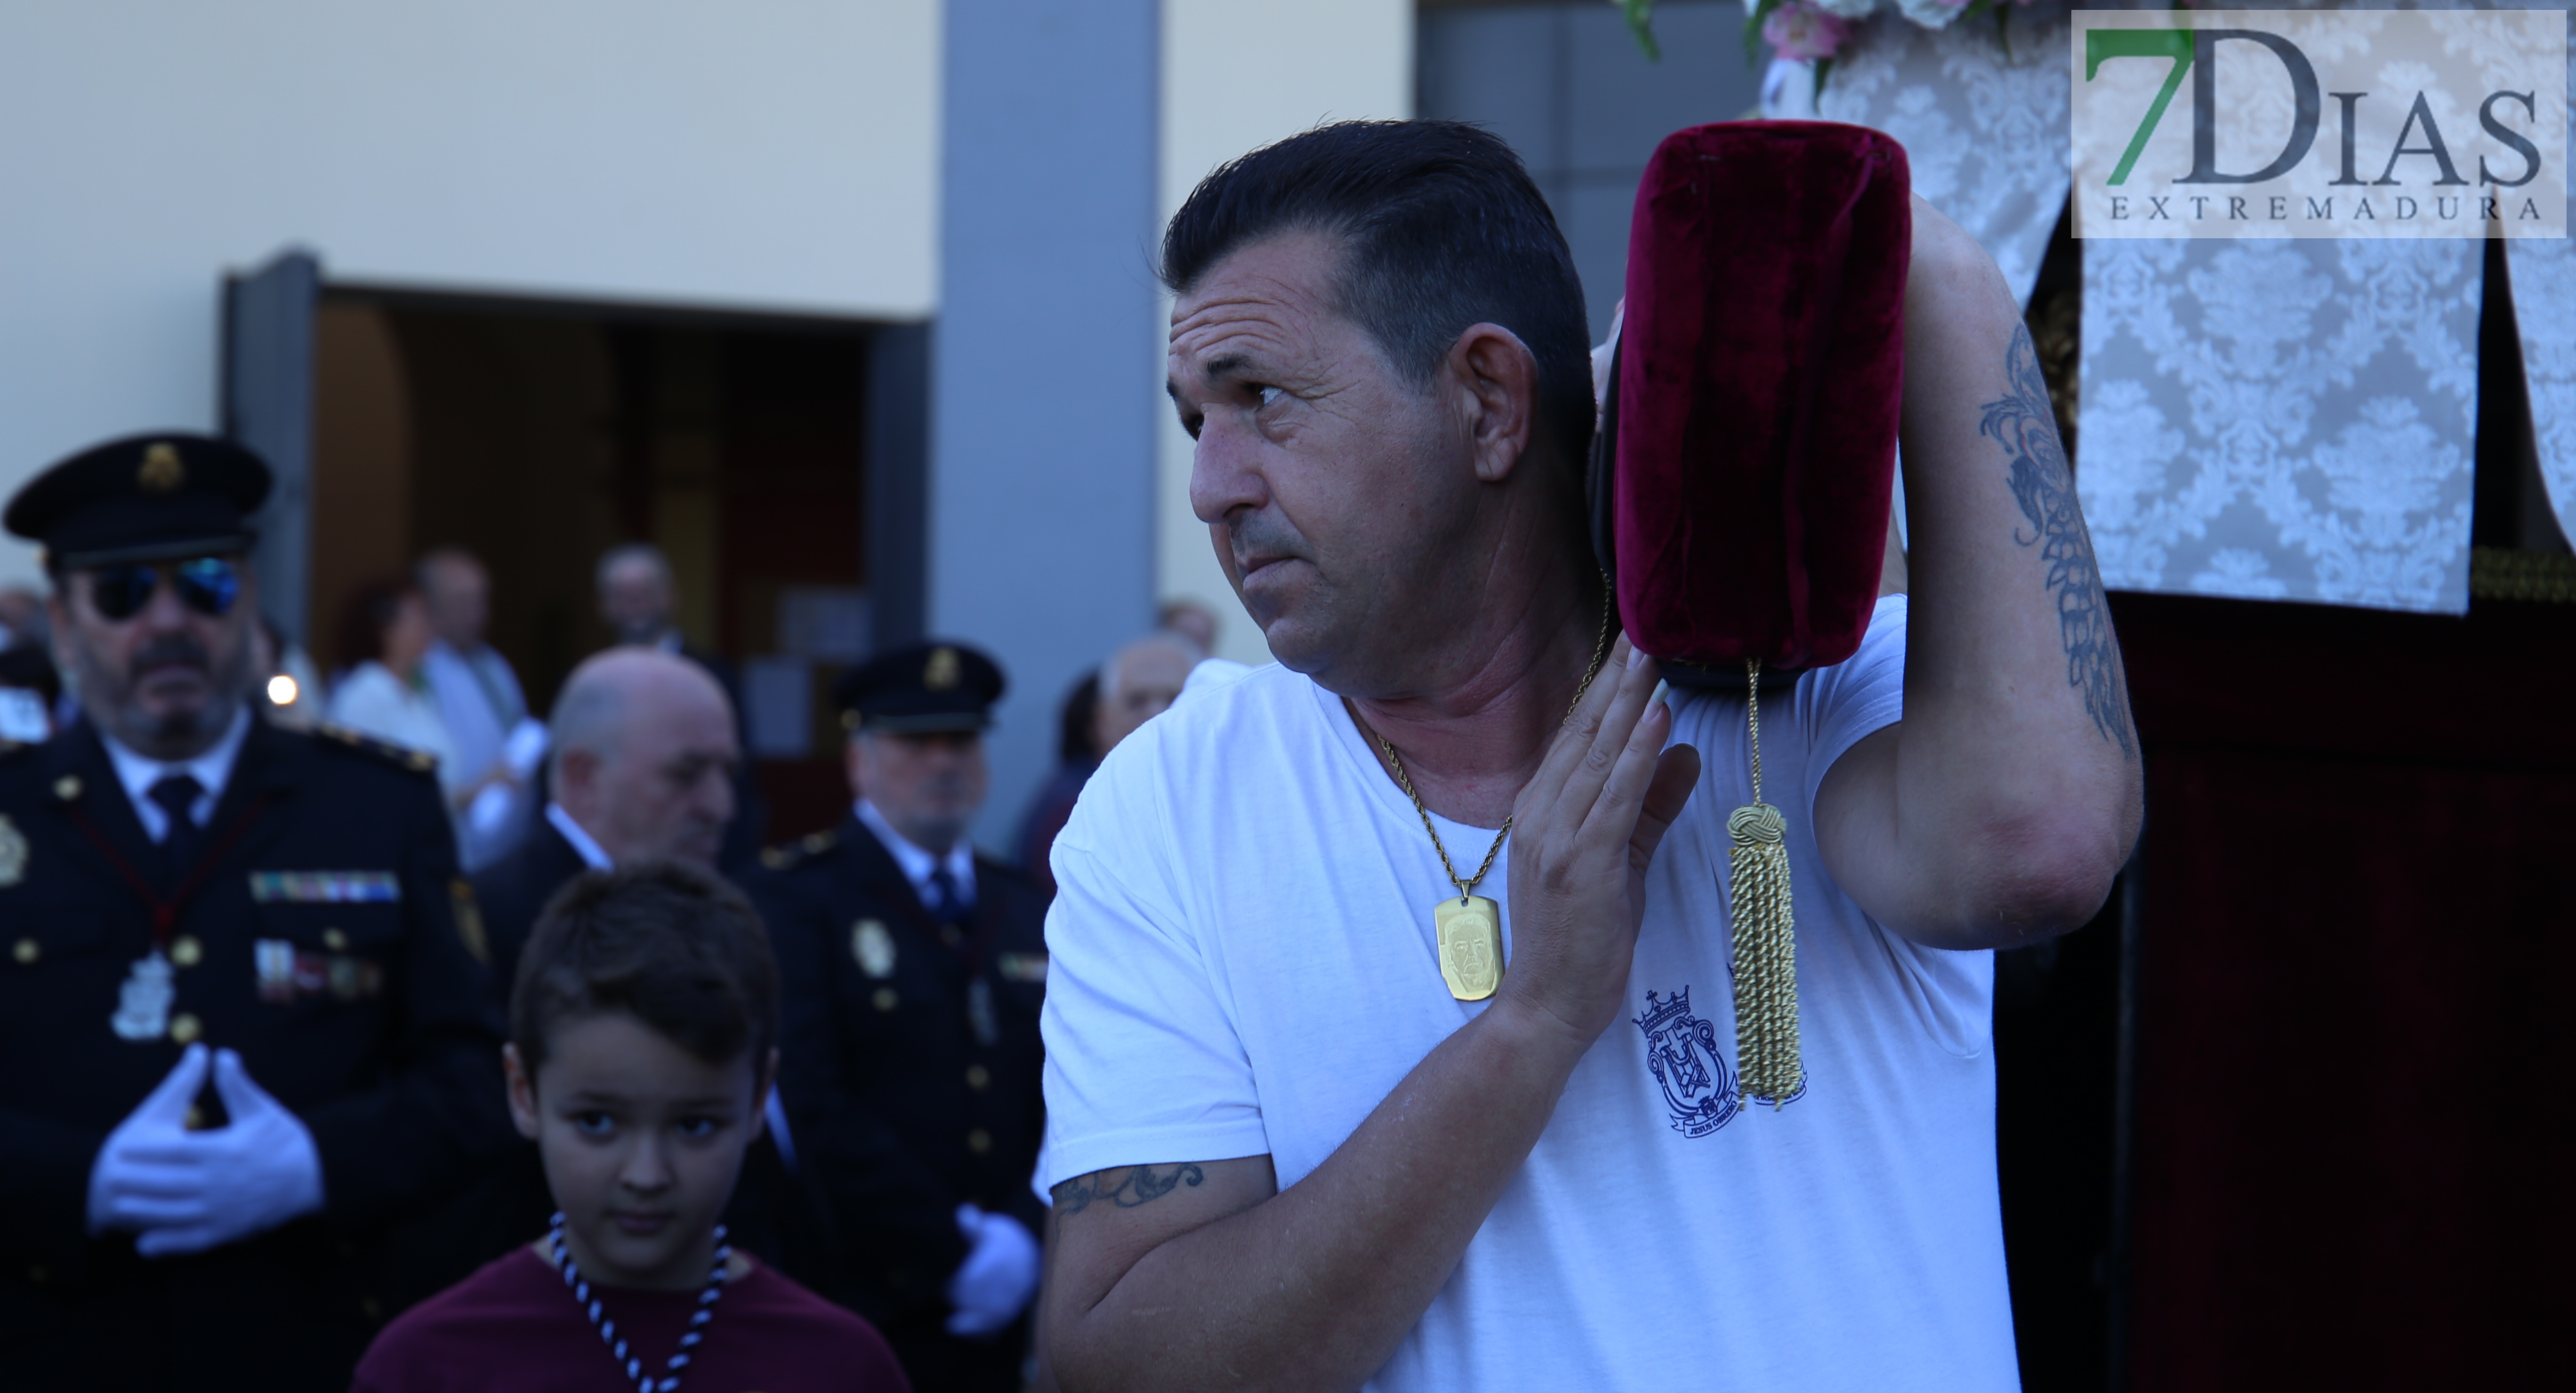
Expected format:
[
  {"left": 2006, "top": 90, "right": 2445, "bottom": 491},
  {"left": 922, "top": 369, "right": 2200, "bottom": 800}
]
[
  {"left": 836, "top": 641, "right": 1006, "bottom": 735},
  {"left": 5, "top": 433, "right": 272, "bottom": 570}
]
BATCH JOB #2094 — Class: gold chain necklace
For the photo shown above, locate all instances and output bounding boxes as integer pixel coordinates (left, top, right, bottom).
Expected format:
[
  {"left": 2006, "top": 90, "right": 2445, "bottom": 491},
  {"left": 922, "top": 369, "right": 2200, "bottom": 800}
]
[{"left": 1372, "top": 577, "right": 1614, "bottom": 1001}]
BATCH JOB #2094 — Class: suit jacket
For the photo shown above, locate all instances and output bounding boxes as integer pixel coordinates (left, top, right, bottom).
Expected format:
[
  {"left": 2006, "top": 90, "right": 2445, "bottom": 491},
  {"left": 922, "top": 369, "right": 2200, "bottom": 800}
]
[
  {"left": 466, "top": 815, "right": 589, "bottom": 1010},
  {"left": 752, "top": 817, "right": 1051, "bottom": 1328},
  {"left": 0, "top": 717, "right": 511, "bottom": 1392}
]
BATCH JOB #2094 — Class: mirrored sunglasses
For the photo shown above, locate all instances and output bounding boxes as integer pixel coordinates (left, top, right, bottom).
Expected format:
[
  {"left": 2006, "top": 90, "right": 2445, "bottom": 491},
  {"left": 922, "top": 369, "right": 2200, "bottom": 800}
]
[{"left": 87, "top": 557, "right": 242, "bottom": 622}]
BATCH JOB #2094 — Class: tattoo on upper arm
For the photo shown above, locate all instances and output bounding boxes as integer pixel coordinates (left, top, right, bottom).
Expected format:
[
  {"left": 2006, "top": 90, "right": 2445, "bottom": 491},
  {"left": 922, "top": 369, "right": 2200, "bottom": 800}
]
[
  {"left": 1052, "top": 1163, "right": 1206, "bottom": 1218},
  {"left": 1979, "top": 324, "right": 2136, "bottom": 760}
]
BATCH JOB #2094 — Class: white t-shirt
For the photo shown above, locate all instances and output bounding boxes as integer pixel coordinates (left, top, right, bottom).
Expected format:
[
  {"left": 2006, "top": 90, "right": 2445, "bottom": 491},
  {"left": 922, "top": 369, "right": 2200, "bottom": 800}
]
[{"left": 1039, "top": 596, "right": 2016, "bottom": 1393}]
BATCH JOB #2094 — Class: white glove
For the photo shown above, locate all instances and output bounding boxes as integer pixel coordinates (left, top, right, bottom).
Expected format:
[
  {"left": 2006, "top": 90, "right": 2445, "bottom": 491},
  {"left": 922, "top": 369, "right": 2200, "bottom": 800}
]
[
  {"left": 87, "top": 1045, "right": 327, "bottom": 1257},
  {"left": 944, "top": 1202, "right": 1041, "bottom": 1337}
]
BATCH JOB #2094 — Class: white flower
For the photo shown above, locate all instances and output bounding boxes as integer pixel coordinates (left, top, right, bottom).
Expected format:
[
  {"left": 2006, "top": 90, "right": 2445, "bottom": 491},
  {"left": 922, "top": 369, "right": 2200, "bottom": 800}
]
[
  {"left": 1812, "top": 0, "right": 1881, "bottom": 18},
  {"left": 1893, "top": 0, "right": 1968, "bottom": 29}
]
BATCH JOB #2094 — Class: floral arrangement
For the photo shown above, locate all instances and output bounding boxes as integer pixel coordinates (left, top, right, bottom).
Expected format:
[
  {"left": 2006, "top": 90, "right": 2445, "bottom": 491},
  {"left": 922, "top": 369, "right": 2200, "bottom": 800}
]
[{"left": 1620, "top": 0, "right": 2035, "bottom": 97}]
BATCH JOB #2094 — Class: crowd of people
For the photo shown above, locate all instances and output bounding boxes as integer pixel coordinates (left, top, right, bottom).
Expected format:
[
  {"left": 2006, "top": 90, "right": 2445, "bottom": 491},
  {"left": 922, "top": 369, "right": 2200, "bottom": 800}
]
[
  {"left": 4, "top": 116, "right": 2139, "bottom": 1393},
  {"left": 0, "top": 431, "right": 1217, "bottom": 1392}
]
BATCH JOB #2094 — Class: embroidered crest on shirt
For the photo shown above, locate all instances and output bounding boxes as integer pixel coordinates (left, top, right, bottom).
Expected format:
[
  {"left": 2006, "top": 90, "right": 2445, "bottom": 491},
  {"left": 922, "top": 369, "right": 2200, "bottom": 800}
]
[{"left": 1635, "top": 987, "right": 1741, "bottom": 1138}]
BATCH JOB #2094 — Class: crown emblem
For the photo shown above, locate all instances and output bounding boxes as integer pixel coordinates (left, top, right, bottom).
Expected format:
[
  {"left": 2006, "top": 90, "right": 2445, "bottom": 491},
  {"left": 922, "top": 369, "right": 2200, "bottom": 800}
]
[
  {"left": 1634, "top": 986, "right": 1693, "bottom": 1036},
  {"left": 137, "top": 442, "right": 185, "bottom": 493},
  {"left": 924, "top": 646, "right": 961, "bottom": 691}
]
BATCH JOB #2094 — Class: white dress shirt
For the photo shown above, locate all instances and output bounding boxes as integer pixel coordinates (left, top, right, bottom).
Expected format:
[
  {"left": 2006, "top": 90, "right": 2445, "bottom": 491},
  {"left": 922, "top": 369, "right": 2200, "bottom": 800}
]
[
  {"left": 855, "top": 799, "right": 975, "bottom": 912},
  {"left": 99, "top": 705, "right": 252, "bottom": 843},
  {"left": 545, "top": 802, "right": 615, "bottom": 870}
]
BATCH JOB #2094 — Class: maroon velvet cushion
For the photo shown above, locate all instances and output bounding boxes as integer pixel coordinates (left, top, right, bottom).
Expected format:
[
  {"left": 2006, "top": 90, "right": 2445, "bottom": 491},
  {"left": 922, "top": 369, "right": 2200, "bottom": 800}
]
[{"left": 1608, "top": 121, "right": 1909, "bottom": 673}]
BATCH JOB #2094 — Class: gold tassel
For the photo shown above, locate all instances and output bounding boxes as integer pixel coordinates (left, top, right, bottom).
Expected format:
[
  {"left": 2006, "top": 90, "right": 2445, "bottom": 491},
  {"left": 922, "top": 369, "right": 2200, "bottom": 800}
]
[{"left": 1729, "top": 658, "right": 1803, "bottom": 1105}]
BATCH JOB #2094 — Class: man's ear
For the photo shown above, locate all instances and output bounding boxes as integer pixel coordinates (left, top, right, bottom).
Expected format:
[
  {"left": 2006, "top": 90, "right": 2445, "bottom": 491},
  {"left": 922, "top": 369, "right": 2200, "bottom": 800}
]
[
  {"left": 504, "top": 1043, "right": 543, "bottom": 1141},
  {"left": 557, "top": 746, "right": 598, "bottom": 798},
  {"left": 43, "top": 590, "right": 72, "bottom": 668},
  {"left": 1449, "top": 322, "right": 1541, "bottom": 485},
  {"left": 752, "top": 1047, "right": 782, "bottom": 1139}
]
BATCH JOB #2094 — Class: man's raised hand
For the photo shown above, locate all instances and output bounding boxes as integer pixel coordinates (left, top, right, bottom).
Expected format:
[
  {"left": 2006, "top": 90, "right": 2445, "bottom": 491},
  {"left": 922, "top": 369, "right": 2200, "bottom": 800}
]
[{"left": 1497, "top": 636, "right": 1699, "bottom": 1045}]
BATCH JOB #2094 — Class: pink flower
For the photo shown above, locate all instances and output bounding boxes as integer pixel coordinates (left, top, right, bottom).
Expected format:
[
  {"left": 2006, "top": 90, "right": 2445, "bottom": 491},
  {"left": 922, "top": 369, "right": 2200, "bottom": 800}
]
[{"left": 1763, "top": 0, "right": 1854, "bottom": 62}]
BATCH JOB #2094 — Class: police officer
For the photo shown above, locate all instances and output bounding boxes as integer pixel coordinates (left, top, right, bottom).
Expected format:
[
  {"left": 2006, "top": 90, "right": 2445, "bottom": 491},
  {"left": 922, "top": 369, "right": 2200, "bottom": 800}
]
[
  {"left": 0, "top": 435, "right": 511, "bottom": 1391},
  {"left": 757, "top": 640, "right": 1049, "bottom": 1393}
]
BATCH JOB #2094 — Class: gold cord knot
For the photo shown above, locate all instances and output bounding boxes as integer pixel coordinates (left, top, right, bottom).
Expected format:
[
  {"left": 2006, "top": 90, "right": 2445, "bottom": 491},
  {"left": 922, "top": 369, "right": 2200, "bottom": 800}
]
[{"left": 1726, "top": 803, "right": 1786, "bottom": 845}]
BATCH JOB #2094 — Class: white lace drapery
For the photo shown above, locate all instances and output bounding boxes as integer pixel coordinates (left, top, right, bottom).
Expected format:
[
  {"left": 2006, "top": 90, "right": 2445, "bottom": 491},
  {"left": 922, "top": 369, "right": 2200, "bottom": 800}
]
[{"left": 1765, "top": 0, "right": 2573, "bottom": 615}]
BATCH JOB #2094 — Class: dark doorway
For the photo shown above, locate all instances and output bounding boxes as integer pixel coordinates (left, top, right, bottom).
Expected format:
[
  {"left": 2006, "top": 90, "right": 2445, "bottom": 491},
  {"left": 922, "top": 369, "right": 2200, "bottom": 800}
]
[{"left": 294, "top": 285, "right": 919, "bottom": 843}]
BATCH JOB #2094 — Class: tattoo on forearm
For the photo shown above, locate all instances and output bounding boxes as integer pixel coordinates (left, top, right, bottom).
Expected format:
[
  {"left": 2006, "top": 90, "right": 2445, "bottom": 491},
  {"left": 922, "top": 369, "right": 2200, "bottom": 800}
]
[
  {"left": 1979, "top": 324, "right": 2135, "bottom": 759},
  {"left": 1052, "top": 1163, "right": 1206, "bottom": 1217}
]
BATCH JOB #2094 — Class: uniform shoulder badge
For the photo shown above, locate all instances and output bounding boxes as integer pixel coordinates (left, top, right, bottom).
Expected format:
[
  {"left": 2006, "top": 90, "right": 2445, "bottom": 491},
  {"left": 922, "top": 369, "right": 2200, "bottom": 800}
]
[
  {"left": 312, "top": 722, "right": 442, "bottom": 778},
  {"left": 451, "top": 876, "right": 489, "bottom": 965},
  {"left": 0, "top": 813, "right": 27, "bottom": 887},
  {"left": 760, "top": 828, "right": 839, "bottom": 871}
]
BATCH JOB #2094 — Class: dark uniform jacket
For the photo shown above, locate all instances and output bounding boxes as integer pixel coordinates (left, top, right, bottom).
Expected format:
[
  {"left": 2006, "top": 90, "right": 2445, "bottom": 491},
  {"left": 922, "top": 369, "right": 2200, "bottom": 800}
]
[
  {"left": 0, "top": 717, "right": 511, "bottom": 1392},
  {"left": 753, "top": 816, "right": 1049, "bottom": 1389}
]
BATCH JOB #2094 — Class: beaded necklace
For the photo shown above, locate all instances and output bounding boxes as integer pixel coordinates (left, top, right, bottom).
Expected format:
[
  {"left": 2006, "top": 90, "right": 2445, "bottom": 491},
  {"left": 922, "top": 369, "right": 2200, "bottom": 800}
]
[{"left": 547, "top": 1212, "right": 733, "bottom": 1393}]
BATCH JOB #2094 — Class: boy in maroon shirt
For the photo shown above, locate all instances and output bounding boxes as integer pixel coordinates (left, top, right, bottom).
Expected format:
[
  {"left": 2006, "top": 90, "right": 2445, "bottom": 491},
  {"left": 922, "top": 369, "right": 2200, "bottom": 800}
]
[{"left": 355, "top": 863, "right": 909, "bottom": 1393}]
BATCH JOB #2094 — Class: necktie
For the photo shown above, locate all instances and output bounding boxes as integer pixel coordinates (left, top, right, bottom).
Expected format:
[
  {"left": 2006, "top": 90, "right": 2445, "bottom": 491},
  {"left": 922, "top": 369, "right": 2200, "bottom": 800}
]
[
  {"left": 150, "top": 773, "right": 207, "bottom": 887},
  {"left": 927, "top": 865, "right": 970, "bottom": 928}
]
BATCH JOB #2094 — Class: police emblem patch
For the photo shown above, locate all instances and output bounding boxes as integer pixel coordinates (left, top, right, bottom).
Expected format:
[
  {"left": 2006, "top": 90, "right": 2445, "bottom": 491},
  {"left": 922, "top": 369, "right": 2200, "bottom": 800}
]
[
  {"left": 853, "top": 919, "right": 897, "bottom": 978},
  {"left": 137, "top": 442, "right": 185, "bottom": 493},
  {"left": 924, "top": 646, "right": 961, "bottom": 691},
  {"left": 1634, "top": 987, "right": 1740, "bottom": 1138}
]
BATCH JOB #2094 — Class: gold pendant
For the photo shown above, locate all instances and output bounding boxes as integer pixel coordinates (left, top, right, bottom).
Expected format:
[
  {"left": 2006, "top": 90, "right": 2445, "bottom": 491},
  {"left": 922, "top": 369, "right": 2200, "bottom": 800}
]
[{"left": 1434, "top": 895, "right": 1505, "bottom": 1001}]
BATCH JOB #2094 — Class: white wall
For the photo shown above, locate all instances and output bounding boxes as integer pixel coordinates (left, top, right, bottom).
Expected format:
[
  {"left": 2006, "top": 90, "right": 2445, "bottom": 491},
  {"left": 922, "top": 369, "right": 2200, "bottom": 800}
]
[
  {"left": 1153, "top": 0, "right": 1414, "bottom": 666},
  {"left": 0, "top": 0, "right": 941, "bottom": 583}
]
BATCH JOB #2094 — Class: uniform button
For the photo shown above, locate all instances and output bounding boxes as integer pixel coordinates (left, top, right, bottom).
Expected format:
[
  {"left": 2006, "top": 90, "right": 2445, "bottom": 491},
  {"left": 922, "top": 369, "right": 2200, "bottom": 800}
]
[
  {"left": 169, "top": 935, "right": 203, "bottom": 969},
  {"left": 168, "top": 1013, "right": 202, "bottom": 1045},
  {"left": 11, "top": 938, "right": 36, "bottom": 965},
  {"left": 965, "top": 1065, "right": 990, "bottom": 1091},
  {"left": 185, "top": 1105, "right": 207, "bottom": 1130},
  {"left": 966, "top": 1128, "right": 992, "bottom": 1155},
  {"left": 872, "top": 987, "right": 899, "bottom": 1012},
  {"left": 53, "top": 775, "right": 80, "bottom": 801},
  {"left": 322, "top": 928, "right": 348, "bottom": 952}
]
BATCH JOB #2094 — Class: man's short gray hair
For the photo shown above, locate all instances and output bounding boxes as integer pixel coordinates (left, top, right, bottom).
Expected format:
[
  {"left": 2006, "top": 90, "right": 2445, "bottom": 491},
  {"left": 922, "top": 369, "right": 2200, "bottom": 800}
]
[
  {"left": 546, "top": 664, "right": 629, "bottom": 787},
  {"left": 596, "top": 543, "right": 674, "bottom": 594}
]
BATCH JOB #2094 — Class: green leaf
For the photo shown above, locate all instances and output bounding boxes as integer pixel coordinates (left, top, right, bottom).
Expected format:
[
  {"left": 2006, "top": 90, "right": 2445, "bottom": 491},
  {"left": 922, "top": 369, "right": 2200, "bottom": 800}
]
[
  {"left": 1741, "top": 0, "right": 1784, "bottom": 67},
  {"left": 1624, "top": 0, "right": 1662, "bottom": 62}
]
